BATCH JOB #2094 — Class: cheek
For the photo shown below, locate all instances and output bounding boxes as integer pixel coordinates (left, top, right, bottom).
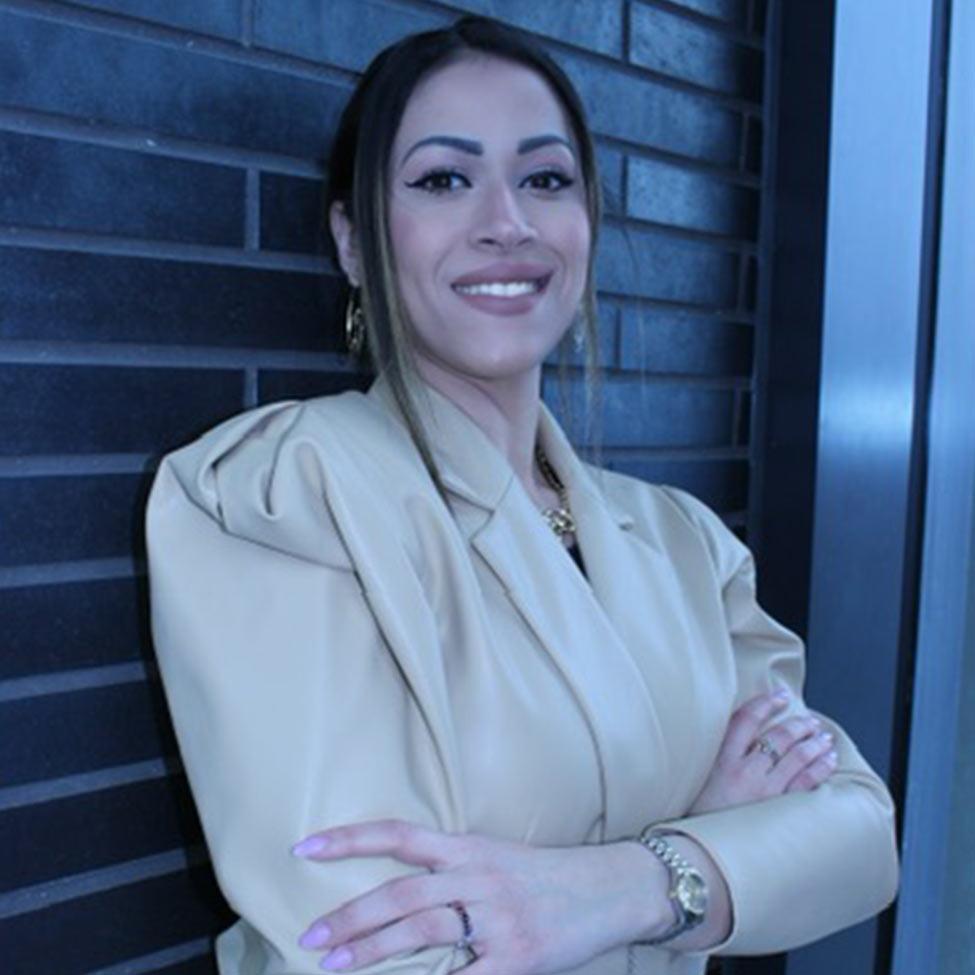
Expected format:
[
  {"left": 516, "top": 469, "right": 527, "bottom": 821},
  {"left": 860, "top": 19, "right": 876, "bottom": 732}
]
[
  {"left": 572, "top": 220, "right": 592, "bottom": 269},
  {"left": 387, "top": 202, "right": 455, "bottom": 285},
  {"left": 549, "top": 201, "right": 591, "bottom": 256},
  {"left": 387, "top": 207, "right": 422, "bottom": 279}
]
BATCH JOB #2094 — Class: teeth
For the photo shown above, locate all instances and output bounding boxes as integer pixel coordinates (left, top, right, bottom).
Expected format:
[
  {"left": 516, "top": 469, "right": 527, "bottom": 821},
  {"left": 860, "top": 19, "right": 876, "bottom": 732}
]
[{"left": 454, "top": 280, "right": 541, "bottom": 297}]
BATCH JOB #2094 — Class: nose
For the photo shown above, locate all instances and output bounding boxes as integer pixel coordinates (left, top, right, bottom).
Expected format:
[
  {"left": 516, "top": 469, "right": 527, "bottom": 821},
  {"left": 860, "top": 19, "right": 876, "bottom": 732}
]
[{"left": 472, "top": 182, "right": 537, "bottom": 250}]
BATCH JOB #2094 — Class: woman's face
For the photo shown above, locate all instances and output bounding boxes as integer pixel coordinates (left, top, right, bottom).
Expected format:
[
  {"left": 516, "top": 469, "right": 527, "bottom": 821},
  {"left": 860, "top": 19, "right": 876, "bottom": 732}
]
[{"left": 387, "top": 55, "right": 592, "bottom": 385}]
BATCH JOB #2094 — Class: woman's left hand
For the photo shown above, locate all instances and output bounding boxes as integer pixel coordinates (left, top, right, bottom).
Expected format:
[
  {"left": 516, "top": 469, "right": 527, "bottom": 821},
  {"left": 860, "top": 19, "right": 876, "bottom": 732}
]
[
  {"left": 292, "top": 818, "right": 664, "bottom": 974},
  {"left": 688, "top": 691, "right": 837, "bottom": 815}
]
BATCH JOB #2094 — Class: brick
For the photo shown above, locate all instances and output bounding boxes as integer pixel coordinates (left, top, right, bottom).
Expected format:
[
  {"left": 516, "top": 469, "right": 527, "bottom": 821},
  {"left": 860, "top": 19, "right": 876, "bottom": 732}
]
[
  {"left": 619, "top": 307, "right": 753, "bottom": 375},
  {"left": 260, "top": 172, "right": 327, "bottom": 254},
  {"left": 1, "top": 774, "right": 202, "bottom": 892},
  {"left": 593, "top": 299, "right": 622, "bottom": 368},
  {"left": 0, "top": 13, "right": 348, "bottom": 158},
  {"left": 0, "top": 474, "right": 149, "bottom": 567},
  {"left": 253, "top": 0, "right": 447, "bottom": 72},
  {"left": 626, "top": 155, "right": 758, "bottom": 236},
  {"left": 257, "top": 369, "right": 370, "bottom": 404},
  {"left": 0, "top": 365, "right": 243, "bottom": 455},
  {"left": 0, "top": 681, "right": 176, "bottom": 786},
  {"left": 545, "top": 375, "right": 736, "bottom": 448},
  {"left": 597, "top": 224, "right": 739, "bottom": 307},
  {"left": 0, "top": 249, "right": 341, "bottom": 351},
  {"left": 0, "top": 866, "right": 231, "bottom": 973},
  {"left": 0, "top": 578, "right": 147, "bottom": 680},
  {"left": 70, "top": 0, "right": 241, "bottom": 40},
  {"left": 630, "top": 4, "right": 762, "bottom": 98},
  {"left": 556, "top": 50, "right": 741, "bottom": 166},
  {"left": 596, "top": 145, "right": 624, "bottom": 215},
  {"left": 445, "top": 0, "right": 624, "bottom": 57},
  {"left": 0, "top": 132, "right": 244, "bottom": 246},
  {"left": 663, "top": 0, "right": 749, "bottom": 28},
  {"left": 604, "top": 456, "right": 747, "bottom": 512}
]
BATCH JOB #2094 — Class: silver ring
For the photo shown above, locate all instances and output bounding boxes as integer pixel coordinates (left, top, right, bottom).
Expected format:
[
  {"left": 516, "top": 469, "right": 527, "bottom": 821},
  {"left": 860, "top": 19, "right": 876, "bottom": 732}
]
[
  {"left": 447, "top": 900, "right": 476, "bottom": 956},
  {"left": 753, "top": 736, "right": 782, "bottom": 766}
]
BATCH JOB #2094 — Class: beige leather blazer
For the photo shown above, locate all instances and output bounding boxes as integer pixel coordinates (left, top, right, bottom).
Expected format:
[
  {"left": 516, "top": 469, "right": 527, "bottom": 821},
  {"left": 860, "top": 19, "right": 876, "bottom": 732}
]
[{"left": 146, "top": 378, "right": 898, "bottom": 975}]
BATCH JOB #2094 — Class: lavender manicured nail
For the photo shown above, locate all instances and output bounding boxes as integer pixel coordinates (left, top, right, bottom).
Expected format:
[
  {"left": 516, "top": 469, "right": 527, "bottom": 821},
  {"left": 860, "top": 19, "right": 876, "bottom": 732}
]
[
  {"left": 321, "top": 947, "right": 353, "bottom": 970},
  {"left": 292, "top": 835, "right": 330, "bottom": 858},
  {"left": 299, "top": 920, "right": 332, "bottom": 949}
]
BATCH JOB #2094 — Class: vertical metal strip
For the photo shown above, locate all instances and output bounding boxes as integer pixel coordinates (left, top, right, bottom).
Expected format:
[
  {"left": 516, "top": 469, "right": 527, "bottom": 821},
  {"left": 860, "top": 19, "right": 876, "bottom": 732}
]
[{"left": 891, "top": 0, "right": 975, "bottom": 971}]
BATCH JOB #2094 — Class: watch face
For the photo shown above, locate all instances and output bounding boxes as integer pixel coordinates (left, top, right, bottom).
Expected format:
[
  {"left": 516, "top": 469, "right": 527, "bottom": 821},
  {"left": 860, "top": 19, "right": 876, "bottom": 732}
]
[{"left": 676, "top": 870, "right": 708, "bottom": 917}]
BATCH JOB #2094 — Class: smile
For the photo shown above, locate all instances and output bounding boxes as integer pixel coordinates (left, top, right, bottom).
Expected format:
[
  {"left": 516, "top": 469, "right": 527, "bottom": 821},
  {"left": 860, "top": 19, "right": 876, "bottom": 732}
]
[{"left": 452, "top": 279, "right": 545, "bottom": 298}]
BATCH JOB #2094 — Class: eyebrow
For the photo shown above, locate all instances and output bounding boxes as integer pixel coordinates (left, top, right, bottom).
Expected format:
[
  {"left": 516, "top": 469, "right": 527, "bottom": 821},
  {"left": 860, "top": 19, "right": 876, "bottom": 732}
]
[
  {"left": 517, "top": 134, "right": 575, "bottom": 156},
  {"left": 399, "top": 133, "right": 576, "bottom": 168}
]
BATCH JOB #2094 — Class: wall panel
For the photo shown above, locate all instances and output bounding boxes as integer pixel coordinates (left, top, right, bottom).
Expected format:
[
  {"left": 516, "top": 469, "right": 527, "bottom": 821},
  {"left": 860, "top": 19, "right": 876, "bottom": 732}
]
[{"left": 0, "top": 0, "right": 768, "bottom": 969}]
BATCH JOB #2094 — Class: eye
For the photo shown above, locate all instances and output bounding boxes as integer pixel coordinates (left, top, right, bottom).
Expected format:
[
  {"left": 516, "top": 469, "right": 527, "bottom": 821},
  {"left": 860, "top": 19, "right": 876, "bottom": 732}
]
[
  {"left": 522, "top": 169, "right": 575, "bottom": 192},
  {"left": 405, "top": 169, "right": 471, "bottom": 194}
]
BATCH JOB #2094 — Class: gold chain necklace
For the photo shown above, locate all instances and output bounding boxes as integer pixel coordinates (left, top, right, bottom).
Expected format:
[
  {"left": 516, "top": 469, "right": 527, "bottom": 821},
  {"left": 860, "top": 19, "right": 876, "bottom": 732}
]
[{"left": 535, "top": 445, "right": 576, "bottom": 539}]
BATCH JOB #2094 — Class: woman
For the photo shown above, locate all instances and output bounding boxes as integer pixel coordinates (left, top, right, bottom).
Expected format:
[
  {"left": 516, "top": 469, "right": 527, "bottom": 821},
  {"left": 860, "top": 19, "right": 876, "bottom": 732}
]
[{"left": 146, "top": 16, "right": 898, "bottom": 975}]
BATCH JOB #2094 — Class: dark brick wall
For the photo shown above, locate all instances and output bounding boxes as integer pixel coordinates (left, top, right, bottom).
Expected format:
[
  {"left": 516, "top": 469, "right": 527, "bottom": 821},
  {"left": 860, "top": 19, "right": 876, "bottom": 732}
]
[{"left": 0, "top": 1, "right": 767, "bottom": 970}]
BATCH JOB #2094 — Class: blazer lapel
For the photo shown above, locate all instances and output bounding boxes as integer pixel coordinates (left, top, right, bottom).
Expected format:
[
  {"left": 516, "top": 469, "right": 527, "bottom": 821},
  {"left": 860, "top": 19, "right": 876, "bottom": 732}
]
[{"left": 468, "top": 491, "right": 670, "bottom": 839}]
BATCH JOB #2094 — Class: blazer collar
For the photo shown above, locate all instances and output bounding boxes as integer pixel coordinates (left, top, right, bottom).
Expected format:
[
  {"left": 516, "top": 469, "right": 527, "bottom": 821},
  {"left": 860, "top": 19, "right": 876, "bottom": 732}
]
[{"left": 367, "top": 373, "right": 635, "bottom": 532}]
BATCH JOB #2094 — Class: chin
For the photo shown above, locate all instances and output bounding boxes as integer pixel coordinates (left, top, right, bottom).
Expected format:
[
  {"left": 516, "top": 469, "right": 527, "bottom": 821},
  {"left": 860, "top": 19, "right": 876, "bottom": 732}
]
[
  {"left": 407, "top": 310, "right": 570, "bottom": 383},
  {"left": 457, "top": 341, "right": 558, "bottom": 381}
]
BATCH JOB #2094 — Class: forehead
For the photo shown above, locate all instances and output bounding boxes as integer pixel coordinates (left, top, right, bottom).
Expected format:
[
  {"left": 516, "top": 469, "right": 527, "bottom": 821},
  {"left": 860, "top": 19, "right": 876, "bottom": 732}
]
[{"left": 394, "top": 55, "right": 574, "bottom": 150}]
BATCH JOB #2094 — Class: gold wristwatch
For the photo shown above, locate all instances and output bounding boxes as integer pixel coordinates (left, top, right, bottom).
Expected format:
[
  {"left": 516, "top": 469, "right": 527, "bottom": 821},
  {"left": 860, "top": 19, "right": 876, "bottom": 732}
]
[{"left": 634, "top": 828, "right": 708, "bottom": 945}]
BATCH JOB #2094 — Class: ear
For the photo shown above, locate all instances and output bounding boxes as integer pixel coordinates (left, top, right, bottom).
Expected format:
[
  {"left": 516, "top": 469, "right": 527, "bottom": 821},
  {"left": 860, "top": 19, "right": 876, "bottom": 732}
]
[{"left": 329, "top": 201, "right": 361, "bottom": 288}]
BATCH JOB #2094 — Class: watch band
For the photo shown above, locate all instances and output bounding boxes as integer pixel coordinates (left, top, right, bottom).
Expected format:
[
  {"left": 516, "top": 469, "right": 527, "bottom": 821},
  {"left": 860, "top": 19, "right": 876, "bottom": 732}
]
[{"left": 634, "top": 829, "right": 708, "bottom": 945}]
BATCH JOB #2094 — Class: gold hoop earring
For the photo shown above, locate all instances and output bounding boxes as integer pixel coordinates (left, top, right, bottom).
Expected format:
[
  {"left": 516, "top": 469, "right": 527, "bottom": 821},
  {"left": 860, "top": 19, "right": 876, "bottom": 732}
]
[{"left": 344, "top": 288, "right": 365, "bottom": 356}]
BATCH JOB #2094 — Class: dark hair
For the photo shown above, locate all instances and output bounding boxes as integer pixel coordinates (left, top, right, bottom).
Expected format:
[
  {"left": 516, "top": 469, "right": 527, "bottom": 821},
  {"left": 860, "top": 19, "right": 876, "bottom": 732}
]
[{"left": 325, "top": 16, "right": 603, "bottom": 486}]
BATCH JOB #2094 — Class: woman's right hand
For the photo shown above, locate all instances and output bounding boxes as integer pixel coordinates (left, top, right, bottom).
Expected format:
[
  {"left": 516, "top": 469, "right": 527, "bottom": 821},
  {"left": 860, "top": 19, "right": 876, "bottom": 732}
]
[{"left": 688, "top": 691, "right": 838, "bottom": 816}]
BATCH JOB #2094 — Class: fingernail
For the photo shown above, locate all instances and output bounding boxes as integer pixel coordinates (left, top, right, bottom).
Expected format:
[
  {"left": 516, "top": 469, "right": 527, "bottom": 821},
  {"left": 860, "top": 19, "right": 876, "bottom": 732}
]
[
  {"left": 299, "top": 921, "right": 332, "bottom": 950},
  {"left": 773, "top": 689, "right": 790, "bottom": 702},
  {"left": 292, "top": 835, "right": 330, "bottom": 858},
  {"left": 826, "top": 750, "right": 839, "bottom": 764},
  {"left": 818, "top": 731, "right": 833, "bottom": 743},
  {"left": 321, "top": 947, "right": 353, "bottom": 971}
]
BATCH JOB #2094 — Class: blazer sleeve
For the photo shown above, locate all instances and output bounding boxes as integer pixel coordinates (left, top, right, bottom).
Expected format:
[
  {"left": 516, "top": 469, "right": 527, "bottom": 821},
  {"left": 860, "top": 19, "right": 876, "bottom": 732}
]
[
  {"left": 652, "top": 487, "right": 899, "bottom": 956},
  {"left": 146, "top": 448, "right": 460, "bottom": 975}
]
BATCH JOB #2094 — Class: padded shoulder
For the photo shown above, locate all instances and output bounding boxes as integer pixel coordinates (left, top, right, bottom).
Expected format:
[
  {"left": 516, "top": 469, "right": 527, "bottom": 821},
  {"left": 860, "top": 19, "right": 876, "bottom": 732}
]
[{"left": 149, "top": 391, "right": 422, "bottom": 569}]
